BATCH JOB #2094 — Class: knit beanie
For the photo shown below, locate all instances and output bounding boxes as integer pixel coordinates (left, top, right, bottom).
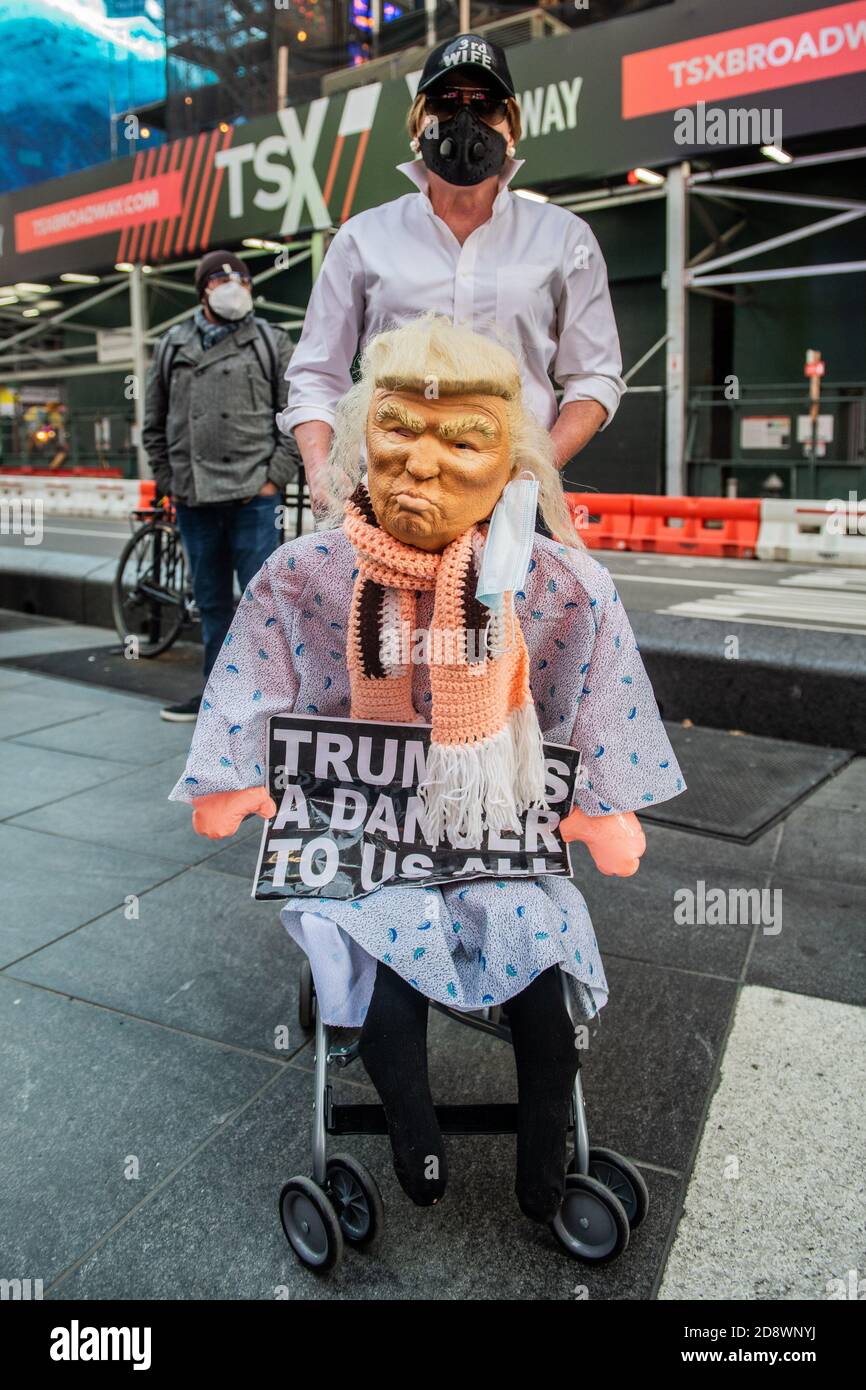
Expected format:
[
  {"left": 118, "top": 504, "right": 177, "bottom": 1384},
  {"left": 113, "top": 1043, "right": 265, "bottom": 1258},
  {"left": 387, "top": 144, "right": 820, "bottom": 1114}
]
[{"left": 194, "top": 250, "right": 249, "bottom": 299}]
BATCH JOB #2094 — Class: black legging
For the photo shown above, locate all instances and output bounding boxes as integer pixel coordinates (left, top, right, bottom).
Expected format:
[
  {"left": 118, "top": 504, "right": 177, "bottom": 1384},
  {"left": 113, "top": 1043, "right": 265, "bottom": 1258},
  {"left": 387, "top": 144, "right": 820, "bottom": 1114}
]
[{"left": 358, "top": 960, "right": 581, "bottom": 1221}]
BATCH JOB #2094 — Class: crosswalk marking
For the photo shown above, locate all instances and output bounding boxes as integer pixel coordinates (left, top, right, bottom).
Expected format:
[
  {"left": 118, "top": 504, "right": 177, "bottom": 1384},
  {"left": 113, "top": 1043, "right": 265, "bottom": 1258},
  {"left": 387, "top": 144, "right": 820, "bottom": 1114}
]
[
  {"left": 610, "top": 572, "right": 751, "bottom": 592},
  {"left": 664, "top": 584, "right": 866, "bottom": 634},
  {"left": 778, "top": 568, "right": 866, "bottom": 592}
]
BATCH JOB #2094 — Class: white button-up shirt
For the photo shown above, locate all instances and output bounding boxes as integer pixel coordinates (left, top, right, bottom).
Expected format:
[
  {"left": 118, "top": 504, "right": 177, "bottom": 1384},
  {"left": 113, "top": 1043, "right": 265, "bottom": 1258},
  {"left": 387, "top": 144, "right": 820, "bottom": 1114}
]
[{"left": 278, "top": 157, "right": 626, "bottom": 436}]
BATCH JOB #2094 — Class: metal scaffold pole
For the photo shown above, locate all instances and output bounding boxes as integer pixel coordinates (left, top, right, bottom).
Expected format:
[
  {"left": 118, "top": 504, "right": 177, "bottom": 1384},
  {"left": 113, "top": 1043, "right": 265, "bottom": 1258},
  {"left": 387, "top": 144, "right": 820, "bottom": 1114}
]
[
  {"left": 665, "top": 162, "right": 689, "bottom": 496},
  {"left": 129, "top": 264, "right": 149, "bottom": 480}
]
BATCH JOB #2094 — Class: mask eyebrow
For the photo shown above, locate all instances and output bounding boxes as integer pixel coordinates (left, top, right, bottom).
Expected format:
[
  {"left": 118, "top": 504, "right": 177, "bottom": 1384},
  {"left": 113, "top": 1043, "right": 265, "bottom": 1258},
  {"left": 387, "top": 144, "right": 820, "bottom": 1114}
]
[
  {"left": 374, "top": 400, "right": 427, "bottom": 433},
  {"left": 436, "top": 413, "right": 498, "bottom": 441}
]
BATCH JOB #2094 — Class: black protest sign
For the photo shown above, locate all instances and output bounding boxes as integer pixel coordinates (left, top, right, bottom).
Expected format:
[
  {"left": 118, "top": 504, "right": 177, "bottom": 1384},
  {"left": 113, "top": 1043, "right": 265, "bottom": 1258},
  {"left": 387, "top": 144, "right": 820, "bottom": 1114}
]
[{"left": 252, "top": 713, "right": 581, "bottom": 901}]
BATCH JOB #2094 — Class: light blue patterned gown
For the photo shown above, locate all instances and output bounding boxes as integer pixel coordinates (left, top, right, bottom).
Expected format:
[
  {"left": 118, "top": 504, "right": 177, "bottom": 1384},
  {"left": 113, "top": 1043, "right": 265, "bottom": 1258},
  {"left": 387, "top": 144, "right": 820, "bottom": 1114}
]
[{"left": 169, "top": 528, "right": 686, "bottom": 1026}]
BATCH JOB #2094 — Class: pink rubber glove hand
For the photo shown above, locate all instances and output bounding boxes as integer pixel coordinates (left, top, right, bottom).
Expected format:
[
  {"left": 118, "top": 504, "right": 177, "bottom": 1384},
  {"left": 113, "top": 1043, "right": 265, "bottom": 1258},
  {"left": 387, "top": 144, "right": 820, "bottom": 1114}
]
[
  {"left": 191, "top": 787, "right": 277, "bottom": 840},
  {"left": 558, "top": 806, "right": 646, "bottom": 877}
]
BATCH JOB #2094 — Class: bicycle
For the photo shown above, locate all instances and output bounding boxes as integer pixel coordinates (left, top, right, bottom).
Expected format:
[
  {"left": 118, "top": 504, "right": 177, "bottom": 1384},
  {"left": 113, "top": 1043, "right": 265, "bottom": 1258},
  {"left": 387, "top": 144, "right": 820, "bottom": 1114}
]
[{"left": 112, "top": 499, "right": 198, "bottom": 658}]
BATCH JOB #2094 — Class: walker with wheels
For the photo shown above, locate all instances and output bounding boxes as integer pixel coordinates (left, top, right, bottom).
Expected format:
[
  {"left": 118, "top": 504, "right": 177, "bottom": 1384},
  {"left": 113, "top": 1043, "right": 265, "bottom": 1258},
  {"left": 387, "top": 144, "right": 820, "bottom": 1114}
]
[{"left": 279, "top": 961, "right": 648, "bottom": 1274}]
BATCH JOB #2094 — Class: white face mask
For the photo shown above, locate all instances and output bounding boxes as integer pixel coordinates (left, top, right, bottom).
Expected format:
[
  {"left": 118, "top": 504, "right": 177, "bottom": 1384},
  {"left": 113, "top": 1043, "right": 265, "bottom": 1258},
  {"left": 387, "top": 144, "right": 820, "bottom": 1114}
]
[
  {"left": 475, "top": 471, "right": 539, "bottom": 615},
  {"left": 207, "top": 281, "right": 253, "bottom": 321}
]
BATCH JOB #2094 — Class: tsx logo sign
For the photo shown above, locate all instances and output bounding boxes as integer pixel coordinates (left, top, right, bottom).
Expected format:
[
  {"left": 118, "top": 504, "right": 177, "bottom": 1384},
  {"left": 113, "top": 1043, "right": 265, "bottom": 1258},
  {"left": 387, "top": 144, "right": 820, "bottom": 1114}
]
[{"left": 215, "top": 86, "right": 382, "bottom": 235}]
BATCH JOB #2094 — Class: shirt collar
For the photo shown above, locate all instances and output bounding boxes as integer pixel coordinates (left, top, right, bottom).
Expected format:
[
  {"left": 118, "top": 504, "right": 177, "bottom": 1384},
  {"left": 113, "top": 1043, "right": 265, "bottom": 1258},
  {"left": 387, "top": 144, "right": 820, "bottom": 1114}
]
[{"left": 396, "top": 155, "right": 525, "bottom": 216}]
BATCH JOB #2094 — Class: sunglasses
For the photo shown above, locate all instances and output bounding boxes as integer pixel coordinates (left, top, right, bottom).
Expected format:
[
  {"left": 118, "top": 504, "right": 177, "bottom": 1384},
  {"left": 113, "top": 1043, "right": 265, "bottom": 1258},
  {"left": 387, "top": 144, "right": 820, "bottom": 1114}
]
[{"left": 424, "top": 88, "right": 508, "bottom": 125}]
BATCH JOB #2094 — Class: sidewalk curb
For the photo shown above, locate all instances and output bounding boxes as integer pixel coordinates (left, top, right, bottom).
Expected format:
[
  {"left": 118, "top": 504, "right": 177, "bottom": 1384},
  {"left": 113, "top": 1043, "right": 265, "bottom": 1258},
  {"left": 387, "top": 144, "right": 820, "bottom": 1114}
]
[
  {"left": 0, "top": 547, "right": 119, "bottom": 630},
  {"left": 637, "top": 612, "right": 866, "bottom": 753}
]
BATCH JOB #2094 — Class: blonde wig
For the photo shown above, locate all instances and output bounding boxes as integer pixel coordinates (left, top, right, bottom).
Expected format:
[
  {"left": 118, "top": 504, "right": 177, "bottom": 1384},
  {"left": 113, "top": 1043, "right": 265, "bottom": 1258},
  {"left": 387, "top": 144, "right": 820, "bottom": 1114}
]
[{"left": 320, "top": 312, "right": 584, "bottom": 550}]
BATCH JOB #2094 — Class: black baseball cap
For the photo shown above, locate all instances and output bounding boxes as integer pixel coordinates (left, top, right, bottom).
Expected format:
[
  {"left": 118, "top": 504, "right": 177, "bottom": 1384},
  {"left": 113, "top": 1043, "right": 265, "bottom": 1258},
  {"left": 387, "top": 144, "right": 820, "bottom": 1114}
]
[{"left": 417, "top": 33, "right": 515, "bottom": 99}]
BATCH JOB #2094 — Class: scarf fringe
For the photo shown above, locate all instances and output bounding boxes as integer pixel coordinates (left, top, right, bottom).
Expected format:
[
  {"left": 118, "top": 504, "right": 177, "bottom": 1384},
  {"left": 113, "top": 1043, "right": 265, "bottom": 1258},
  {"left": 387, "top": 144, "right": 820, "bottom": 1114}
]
[{"left": 418, "top": 702, "right": 548, "bottom": 849}]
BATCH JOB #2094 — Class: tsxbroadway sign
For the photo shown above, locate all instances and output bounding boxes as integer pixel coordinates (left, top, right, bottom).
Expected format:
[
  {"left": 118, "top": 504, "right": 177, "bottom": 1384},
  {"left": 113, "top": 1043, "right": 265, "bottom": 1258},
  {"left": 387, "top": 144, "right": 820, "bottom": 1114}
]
[{"left": 1, "top": 1, "right": 862, "bottom": 282}]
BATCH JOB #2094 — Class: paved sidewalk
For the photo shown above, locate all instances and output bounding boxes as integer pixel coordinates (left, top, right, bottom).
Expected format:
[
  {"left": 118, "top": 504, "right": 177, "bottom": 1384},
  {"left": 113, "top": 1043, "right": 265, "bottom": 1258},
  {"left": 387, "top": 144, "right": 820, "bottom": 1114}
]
[{"left": 1, "top": 615, "right": 863, "bottom": 1300}]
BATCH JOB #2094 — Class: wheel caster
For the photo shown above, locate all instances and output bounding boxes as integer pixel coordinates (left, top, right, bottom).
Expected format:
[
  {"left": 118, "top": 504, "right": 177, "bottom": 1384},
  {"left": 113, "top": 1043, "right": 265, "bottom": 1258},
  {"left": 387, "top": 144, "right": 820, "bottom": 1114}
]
[
  {"left": 279, "top": 1175, "right": 343, "bottom": 1273},
  {"left": 568, "top": 1148, "right": 650, "bottom": 1231},
  {"left": 588, "top": 1147, "right": 649, "bottom": 1231},
  {"left": 298, "top": 958, "right": 315, "bottom": 1032},
  {"left": 549, "top": 1173, "right": 630, "bottom": 1263},
  {"left": 326, "top": 1153, "right": 384, "bottom": 1249}
]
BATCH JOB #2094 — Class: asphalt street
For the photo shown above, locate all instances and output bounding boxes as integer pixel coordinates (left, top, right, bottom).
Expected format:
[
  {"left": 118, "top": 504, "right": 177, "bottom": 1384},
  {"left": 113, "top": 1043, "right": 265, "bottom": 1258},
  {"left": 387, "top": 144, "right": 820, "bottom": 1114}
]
[{"left": 3, "top": 514, "right": 864, "bottom": 635}]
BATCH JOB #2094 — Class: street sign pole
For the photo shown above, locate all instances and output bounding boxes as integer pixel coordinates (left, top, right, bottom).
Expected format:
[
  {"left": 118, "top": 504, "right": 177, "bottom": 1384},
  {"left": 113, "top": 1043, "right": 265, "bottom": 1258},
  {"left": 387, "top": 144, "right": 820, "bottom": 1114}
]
[{"left": 804, "top": 348, "right": 824, "bottom": 497}]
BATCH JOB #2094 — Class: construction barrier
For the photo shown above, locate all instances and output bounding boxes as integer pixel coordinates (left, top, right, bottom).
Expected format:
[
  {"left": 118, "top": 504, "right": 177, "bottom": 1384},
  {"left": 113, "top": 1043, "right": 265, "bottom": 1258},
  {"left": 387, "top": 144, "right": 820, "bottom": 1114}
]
[
  {"left": 1, "top": 466, "right": 124, "bottom": 479},
  {"left": 567, "top": 493, "right": 760, "bottom": 559},
  {"left": 756, "top": 498, "right": 866, "bottom": 567},
  {"left": 2, "top": 476, "right": 863, "bottom": 565},
  {"left": 565, "top": 493, "right": 633, "bottom": 550},
  {"left": 628, "top": 495, "right": 760, "bottom": 559},
  {"left": 0, "top": 473, "right": 154, "bottom": 518}
]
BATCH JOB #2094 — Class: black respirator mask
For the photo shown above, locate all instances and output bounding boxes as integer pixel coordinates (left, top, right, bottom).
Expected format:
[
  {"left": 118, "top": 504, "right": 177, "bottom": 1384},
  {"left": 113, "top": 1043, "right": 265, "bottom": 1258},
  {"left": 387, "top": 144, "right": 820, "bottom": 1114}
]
[{"left": 419, "top": 105, "right": 508, "bottom": 187}]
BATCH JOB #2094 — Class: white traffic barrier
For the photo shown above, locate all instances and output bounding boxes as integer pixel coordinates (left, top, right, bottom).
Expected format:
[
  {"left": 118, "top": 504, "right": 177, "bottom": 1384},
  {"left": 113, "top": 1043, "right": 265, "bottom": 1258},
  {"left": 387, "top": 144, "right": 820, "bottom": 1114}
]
[
  {"left": 0, "top": 474, "right": 148, "bottom": 519},
  {"left": 87, "top": 478, "right": 146, "bottom": 518},
  {"left": 0, "top": 473, "right": 315, "bottom": 531},
  {"left": 756, "top": 498, "right": 866, "bottom": 568}
]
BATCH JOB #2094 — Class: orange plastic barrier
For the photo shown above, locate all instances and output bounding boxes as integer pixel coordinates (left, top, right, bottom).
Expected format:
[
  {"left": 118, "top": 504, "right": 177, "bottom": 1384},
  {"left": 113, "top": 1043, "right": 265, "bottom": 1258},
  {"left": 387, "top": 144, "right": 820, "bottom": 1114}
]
[
  {"left": 565, "top": 493, "right": 760, "bottom": 558},
  {"left": 629, "top": 496, "right": 760, "bottom": 558},
  {"left": 566, "top": 493, "right": 633, "bottom": 550}
]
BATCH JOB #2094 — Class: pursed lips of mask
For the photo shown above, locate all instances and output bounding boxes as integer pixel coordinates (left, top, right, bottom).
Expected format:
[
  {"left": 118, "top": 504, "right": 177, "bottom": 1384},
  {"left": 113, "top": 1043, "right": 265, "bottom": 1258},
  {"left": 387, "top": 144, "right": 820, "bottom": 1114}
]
[{"left": 390, "top": 487, "right": 437, "bottom": 515}]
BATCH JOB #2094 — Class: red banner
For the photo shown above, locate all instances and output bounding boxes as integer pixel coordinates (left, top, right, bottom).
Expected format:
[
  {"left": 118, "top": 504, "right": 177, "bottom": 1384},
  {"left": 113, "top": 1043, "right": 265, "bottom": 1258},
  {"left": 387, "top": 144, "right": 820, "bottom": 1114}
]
[
  {"left": 15, "top": 171, "right": 185, "bottom": 253},
  {"left": 622, "top": 0, "right": 866, "bottom": 118}
]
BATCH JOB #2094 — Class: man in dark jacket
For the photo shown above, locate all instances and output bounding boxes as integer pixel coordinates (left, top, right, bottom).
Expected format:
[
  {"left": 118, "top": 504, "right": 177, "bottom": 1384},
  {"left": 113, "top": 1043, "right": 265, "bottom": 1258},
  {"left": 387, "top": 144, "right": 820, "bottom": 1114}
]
[{"left": 143, "top": 250, "right": 300, "bottom": 721}]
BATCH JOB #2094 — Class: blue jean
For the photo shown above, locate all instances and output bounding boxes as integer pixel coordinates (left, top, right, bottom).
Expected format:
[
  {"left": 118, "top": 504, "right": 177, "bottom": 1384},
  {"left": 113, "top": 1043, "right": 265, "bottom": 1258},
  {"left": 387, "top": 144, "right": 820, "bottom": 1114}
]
[{"left": 176, "top": 495, "right": 282, "bottom": 680}]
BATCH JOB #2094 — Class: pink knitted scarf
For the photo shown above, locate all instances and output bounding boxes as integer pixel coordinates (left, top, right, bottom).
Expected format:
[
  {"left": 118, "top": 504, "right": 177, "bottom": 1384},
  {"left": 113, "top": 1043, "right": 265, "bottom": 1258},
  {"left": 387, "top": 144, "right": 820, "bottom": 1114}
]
[{"left": 343, "top": 484, "right": 547, "bottom": 848}]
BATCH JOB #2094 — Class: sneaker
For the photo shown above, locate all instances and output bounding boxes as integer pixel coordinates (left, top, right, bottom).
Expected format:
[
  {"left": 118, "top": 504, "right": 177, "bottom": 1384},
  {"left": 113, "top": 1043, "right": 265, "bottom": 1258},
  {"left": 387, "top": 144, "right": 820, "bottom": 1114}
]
[{"left": 160, "top": 694, "right": 202, "bottom": 723}]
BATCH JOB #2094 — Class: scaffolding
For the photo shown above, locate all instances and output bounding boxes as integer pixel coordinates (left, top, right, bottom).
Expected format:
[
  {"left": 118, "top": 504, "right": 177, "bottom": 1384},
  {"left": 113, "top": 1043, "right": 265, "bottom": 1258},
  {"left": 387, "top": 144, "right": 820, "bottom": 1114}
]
[
  {"left": 554, "top": 145, "right": 866, "bottom": 497},
  {"left": 0, "top": 236, "right": 325, "bottom": 477}
]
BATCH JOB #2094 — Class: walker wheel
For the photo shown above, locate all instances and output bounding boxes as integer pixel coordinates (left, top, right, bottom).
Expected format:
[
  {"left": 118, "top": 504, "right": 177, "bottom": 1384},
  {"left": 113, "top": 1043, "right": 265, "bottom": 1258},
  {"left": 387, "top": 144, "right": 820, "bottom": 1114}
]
[
  {"left": 326, "top": 1153, "right": 385, "bottom": 1249},
  {"left": 586, "top": 1147, "right": 650, "bottom": 1231},
  {"left": 298, "top": 958, "right": 315, "bottom": 1032},
  {"left": 279, "top": 1176, "right": 343, "bottom": 1273},
  {"left": 549, "top": 1173, "right": 630, "bottom": 1263}
]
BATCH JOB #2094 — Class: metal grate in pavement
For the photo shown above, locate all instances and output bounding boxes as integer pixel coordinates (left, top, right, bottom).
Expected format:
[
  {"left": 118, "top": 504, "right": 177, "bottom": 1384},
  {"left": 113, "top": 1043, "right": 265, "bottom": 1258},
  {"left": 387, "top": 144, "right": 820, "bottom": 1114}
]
[{"left": 642, "top": 723, "right": 851, "bottom": 842}]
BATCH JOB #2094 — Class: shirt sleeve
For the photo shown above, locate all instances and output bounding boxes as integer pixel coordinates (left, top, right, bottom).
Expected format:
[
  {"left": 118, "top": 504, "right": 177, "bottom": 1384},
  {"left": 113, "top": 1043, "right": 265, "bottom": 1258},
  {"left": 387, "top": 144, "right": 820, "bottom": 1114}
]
[
  {"left": 168, "top": 556, "right": 300, "bottom": 804},
  {"left": 553, "top": 220, "right": 626, "bottom": 429},
  {"left": 276, "top": 227, "right": 366, "bottom": 435},
  {"left": 567, "top": 580, "right": 686, "bottom": 816}
]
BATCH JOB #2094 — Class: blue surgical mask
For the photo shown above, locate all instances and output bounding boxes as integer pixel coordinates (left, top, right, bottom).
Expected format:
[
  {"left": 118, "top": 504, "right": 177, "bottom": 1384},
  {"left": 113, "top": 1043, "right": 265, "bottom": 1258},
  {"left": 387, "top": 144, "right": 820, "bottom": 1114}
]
[{"left": 475, "top": 472, "right": 539, "bottom": 614}]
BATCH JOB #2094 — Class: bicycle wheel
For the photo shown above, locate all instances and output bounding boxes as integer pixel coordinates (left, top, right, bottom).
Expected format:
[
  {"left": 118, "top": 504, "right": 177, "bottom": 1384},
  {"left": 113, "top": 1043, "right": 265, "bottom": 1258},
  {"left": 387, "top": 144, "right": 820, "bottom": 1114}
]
[{"left": 112, "top": 521, "right": 189, "bottom": 657}]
